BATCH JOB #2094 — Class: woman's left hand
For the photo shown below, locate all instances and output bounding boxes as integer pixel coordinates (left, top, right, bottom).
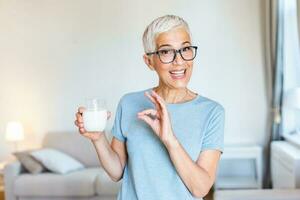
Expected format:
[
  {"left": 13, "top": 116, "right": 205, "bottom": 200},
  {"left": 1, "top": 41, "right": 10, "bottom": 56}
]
[{"left": 137, "top": 90, "right": 177, "bottom": 147}]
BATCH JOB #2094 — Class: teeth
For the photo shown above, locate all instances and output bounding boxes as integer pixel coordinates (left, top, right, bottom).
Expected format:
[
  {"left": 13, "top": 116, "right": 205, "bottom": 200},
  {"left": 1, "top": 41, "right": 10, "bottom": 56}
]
[{"left": 170, "top": 69, "right": 185, "bottom": 74}]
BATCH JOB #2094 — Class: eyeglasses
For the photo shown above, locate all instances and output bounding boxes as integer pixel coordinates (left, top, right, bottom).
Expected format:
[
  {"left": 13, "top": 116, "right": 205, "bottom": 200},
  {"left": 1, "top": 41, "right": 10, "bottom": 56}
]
[{"left": 146, "top": 46, "right": 198, "bottom": 64}]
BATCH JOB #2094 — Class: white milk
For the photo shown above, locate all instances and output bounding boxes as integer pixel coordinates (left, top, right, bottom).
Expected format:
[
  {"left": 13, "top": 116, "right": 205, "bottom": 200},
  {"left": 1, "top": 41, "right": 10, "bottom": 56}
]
[{"left": 83, "top": 110, "right": 107, "bottom": 132}]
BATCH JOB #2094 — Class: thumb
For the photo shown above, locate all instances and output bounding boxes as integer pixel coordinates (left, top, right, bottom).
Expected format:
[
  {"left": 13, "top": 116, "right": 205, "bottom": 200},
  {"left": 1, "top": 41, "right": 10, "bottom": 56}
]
[{"left": 137, "top": 114, "right": 155, "bottom": 128}]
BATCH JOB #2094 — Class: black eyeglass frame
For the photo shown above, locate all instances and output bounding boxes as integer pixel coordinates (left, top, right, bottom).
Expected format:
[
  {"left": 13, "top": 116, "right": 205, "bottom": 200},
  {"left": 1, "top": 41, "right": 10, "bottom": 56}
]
[{"left": 146, "top": 46, "right": 198, "bottom": 64}]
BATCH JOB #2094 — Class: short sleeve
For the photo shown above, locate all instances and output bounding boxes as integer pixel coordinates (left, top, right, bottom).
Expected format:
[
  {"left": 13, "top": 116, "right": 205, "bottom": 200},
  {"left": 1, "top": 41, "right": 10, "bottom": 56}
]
[
  {"left": 111, "top": 98, "right": 126, "bottom": 142},
  {"left": 201, "top": 105, "right": 225, "bottom": 153}
]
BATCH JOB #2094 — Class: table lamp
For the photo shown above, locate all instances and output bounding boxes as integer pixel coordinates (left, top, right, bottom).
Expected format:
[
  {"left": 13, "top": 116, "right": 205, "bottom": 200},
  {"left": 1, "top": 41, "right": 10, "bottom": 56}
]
[
  {"left": 284, "top": 87, "right": 300, "bottom": 134},
  {"left": 5, "top": 121, "right": 24, "bottom": 152}
]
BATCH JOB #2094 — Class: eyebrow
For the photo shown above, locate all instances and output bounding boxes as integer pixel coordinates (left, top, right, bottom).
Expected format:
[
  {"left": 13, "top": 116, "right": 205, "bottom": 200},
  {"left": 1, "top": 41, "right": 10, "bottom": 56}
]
[{"left": 157, "top": 41, "right": 191, "bottom": 49}]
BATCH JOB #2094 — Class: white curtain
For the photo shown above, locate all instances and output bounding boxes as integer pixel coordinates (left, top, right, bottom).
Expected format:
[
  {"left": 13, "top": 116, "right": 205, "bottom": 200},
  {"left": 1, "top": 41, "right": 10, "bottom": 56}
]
[
  {"left": 264, "top": 0, "right": 284, "bottom": 188},
  {"left": 281, "top": 0, "right": 300, "bottom": 137},
  {"left": 264, "top": 0, "right": 300, "bottom": 188}
]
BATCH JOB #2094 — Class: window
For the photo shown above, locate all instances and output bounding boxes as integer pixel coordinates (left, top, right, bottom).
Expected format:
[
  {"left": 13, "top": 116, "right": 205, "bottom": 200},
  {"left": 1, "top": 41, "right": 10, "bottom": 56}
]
[{"left": 282, "top": 0, "right": 300, "bottom": 146}]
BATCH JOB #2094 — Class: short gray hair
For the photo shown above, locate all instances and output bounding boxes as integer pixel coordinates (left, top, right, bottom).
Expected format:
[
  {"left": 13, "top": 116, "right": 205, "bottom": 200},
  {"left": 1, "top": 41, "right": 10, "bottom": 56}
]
[{"left": 142, "top": 15, "right": 191, "bottom": 53}]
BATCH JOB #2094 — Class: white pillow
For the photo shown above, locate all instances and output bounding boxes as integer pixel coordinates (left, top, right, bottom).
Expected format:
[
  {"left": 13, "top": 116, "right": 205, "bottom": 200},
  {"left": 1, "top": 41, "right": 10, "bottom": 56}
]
[{"left": 30, "top": 148, "right": 84, "bottom": 174}]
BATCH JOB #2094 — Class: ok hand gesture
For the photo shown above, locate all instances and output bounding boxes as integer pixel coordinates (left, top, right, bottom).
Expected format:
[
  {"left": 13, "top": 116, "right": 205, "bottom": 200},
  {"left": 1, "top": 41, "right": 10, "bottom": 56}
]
[{"left": 137, "top": 90, "right": 176, "bottom": 147}]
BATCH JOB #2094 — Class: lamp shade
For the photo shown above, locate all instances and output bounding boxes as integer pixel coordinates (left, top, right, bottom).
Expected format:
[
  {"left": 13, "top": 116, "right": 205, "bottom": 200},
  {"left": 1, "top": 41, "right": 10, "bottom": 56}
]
[
  {"left": 284, "top": 88, "right": 300, "bottom": 109},
  {"left": 5, "top": 121, "right": 24, "bottom": 142}
]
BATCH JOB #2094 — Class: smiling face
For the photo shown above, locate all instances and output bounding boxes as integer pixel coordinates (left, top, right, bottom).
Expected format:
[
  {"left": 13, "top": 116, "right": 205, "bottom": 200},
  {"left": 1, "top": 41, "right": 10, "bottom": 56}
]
[{"left": 144, "top": 27, "right": 194, "bottom": 90}]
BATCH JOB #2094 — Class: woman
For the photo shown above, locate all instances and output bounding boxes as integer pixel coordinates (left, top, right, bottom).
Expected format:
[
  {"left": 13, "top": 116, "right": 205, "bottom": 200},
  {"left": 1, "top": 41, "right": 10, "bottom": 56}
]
[{"left": 75, "top": 15, "right": 225, "bottom": 200}]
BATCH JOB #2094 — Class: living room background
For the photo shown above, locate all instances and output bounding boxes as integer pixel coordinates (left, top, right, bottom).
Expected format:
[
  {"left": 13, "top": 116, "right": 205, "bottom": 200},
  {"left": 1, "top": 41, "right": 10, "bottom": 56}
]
[{"left": 0, "top": 0, "right": 267, "bottom": 162}]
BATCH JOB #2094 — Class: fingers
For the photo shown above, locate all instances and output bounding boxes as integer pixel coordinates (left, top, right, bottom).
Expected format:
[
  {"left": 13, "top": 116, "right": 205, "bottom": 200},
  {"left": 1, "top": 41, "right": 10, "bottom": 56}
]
[
  {"left": 137, "top": 109, "right": 160, "bottom": 129},
  {"left": 75, "top": 107, "right": 111, "bottom": 136},
  {"left": 137, "top": 113, "right": 155, "bottom": 128},
  {"left": 145, "top": 91, "right": 160, "bottom": 109},
  {"left": 76, "top": 113, "right": 83, "bottom": 123},
  {"left": 150, "top": 90, "right": 167, "bottom": 112},
  {"left": 151, "top": 90, "right": 164, "bottom": 104},
  {"left": 144, "top": 90, "right": 168, "bottom": 117},
  {"left": 79, "top": 127, "right": 87, "bottom": 134},
  {"left": 137, "top": 109, "right": 158, "bottom": 118},
  {"left": 145, "top": 91, "right": 164, "bottom": 113},
  {"left": 74, "top": 120, "right": 85, "bottom": 132},
  {"left": 74, "top": 120, "right": 84, "bottom": 128},
  {"left": 145, "top": 91, "right": 156, "bottom": 104},
  {"left": 76, "top": 107, "right": 85, "bottom": 123},
  {"left": 75, "top": 107, "right": 86, "bottom": 134},
  {"left": 78, "top": 107, "right": 86, "bottom": 114}
]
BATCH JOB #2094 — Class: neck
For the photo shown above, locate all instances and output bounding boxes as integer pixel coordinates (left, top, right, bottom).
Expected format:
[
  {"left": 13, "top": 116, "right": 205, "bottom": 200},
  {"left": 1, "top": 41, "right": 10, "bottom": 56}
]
[{"left": 153, "top": 84, "right": 191, "bottom": 104}]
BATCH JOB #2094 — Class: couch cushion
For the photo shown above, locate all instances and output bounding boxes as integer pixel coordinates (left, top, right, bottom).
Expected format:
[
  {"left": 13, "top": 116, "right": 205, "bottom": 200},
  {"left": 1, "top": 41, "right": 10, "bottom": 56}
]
[
  {"left": 95, "top": 168, "right": 121, "bottom": 196},
  {"left": 42, "top": 132, "right": 100, "bottom": 167},
  {"left": 14, "top": 168, "right": 101, "bottom": 197}
]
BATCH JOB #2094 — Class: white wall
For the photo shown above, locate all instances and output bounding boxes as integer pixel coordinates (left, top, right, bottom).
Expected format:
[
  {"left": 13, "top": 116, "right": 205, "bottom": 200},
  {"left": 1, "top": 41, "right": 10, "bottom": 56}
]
[{"left": 0, "top": 0, "right": 267, "bottom": 160}]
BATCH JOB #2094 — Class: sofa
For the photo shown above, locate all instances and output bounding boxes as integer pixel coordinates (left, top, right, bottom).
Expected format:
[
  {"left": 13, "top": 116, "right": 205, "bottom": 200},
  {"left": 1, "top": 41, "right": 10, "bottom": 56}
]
[{"left": 4, "top": 132, "right": 121, "bottom": 200}]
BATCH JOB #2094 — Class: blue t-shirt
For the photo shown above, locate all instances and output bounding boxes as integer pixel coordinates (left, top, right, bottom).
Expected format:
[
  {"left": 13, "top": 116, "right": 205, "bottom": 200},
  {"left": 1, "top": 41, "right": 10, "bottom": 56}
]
[{"left": 111, "top": 88, "right": 225, "bottom": 200}]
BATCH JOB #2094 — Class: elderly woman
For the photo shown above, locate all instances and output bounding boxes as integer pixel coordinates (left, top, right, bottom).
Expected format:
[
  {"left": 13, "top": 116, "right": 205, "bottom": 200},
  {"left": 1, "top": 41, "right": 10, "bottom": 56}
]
[{"left": 75, "top": 15, "right": 225, "bottom": 200}]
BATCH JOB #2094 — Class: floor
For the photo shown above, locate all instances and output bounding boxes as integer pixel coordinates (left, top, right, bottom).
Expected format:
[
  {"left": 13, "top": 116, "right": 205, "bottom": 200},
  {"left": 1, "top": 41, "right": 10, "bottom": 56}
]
[
  {"left": 0, "top": 186, "right": 3, "bottom": 200},
  {"left": 0, "top": 174, "right": 3, "bottom": 200},
  {"left": 0, "top": 191, "right": 4, "bottom": 200},
  {"left": 0, "top": 189, "right": 3, "bottom": 199}
]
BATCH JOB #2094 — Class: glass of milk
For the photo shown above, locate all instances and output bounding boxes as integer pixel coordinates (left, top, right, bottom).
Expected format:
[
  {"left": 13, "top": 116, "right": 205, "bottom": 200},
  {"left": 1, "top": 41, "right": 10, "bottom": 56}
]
[{"left": 83, "top": 98, "right": 107, "bottom": 132}]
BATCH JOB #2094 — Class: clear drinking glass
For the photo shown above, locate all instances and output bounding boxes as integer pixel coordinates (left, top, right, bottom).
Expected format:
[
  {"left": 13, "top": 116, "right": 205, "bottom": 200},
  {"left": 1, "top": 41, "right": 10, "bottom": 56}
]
[{"left": 83, "top": 98, "right": 107, "bottom": 132}]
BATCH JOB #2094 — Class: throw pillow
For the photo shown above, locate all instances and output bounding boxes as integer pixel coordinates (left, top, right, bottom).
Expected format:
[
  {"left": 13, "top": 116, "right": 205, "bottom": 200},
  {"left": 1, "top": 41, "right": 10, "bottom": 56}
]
[
  {"left": 30, "top": 148, "right": 84, "bottom": 174},
  {"left": 13, "top": 150, "right": 46, "bottom": 174}
]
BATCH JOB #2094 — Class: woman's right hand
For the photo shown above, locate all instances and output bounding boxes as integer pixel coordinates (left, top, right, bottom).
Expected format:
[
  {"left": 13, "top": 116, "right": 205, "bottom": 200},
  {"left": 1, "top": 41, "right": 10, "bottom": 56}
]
[{"left": 74, "top": 107, "right": 111, "bottom": 141}]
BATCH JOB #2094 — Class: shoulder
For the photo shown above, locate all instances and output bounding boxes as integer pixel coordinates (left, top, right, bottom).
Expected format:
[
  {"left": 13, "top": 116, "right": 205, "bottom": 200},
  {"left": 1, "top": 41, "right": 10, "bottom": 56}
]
[
  {"left": 118, "top": 88, "right": 150, "bottom": 107},
  {"left": 196, "top": 95, "right": 225, "bottom": 116}
]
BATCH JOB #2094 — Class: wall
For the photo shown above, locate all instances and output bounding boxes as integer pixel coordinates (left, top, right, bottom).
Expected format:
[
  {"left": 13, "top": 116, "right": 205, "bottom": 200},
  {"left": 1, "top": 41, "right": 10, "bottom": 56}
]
[{"left": 0, "top": 0, "right": 267, "bottom": 160}]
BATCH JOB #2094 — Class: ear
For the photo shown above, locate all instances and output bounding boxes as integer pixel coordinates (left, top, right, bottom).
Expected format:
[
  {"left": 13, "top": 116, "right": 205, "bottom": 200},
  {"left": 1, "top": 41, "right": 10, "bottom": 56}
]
[{"left": 143, "top": 54, "right": 155, "bottom": 71}]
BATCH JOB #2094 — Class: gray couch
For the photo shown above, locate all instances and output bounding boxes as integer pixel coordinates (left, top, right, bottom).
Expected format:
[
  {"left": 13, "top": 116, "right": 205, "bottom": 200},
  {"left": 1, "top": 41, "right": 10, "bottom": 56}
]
[{"left": 4, "top": 132, "right": 121, "bottom": 200}]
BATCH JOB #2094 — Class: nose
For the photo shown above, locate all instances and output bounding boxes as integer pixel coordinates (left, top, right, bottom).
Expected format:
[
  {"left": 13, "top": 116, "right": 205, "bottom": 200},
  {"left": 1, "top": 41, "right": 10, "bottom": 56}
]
[{"left": 173, "top": 51, "right": 184, "bottom": 65}]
